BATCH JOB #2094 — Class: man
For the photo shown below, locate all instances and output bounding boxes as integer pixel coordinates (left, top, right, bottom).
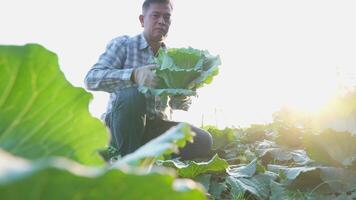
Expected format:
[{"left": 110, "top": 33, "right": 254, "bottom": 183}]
[{"left": 84, "top": 0, "right": 212, "bottom": 159}]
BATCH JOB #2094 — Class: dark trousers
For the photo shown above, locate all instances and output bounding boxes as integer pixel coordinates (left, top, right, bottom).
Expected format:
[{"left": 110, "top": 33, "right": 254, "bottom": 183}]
[{"left": 105, "top": 87, "right": 213, "bottom": 160}]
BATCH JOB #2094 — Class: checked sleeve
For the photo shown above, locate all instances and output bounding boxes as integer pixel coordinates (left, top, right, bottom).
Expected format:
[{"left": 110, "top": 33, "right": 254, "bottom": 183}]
[{"left": 84, "top": 36, "right": 134, "bottom": 93}]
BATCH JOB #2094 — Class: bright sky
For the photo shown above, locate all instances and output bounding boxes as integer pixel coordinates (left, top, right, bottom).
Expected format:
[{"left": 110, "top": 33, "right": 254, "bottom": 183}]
[{"left": 1, "top": 0, "right": 356, "bottom": 128}]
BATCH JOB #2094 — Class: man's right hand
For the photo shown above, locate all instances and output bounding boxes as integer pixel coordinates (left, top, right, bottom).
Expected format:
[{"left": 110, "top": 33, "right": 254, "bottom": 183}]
[{"left": 131, "top": 64, "right": 158, "bottom": 87}]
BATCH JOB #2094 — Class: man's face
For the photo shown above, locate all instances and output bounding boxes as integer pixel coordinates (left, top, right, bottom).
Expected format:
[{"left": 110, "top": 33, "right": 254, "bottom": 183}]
[{"left": 140, "top": 3, "right": 172, "bottom": 43}]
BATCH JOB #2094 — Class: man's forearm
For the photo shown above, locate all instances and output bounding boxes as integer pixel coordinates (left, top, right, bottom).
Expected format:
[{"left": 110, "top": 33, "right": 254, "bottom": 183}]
[{"left": 84, "top": 66, "right": 134, "bottom": 93}]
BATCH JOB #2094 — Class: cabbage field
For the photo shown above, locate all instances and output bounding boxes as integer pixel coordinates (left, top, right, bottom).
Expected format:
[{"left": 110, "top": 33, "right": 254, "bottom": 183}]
[{"left": 0, "top": 44, "right": 355, "bottom": 200}]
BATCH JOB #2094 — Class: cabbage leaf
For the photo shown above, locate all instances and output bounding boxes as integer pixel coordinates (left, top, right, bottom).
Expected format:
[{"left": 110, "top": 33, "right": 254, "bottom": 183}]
[{"left": 139, "top": 47, "right": 221, "bottom": 96}]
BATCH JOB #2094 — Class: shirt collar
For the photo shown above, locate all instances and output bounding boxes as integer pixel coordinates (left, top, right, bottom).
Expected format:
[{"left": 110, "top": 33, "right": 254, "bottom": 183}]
[{"left": 139, "top": 33, "right": 166, "bottom": 50}]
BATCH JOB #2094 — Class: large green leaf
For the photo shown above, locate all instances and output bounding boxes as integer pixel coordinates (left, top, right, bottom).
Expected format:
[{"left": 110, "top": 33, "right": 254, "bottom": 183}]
[
  {"left": 158, "top": 154, "right": 228, "bottom": 178},
  {"left": 188, "top": 53, "right": 220, "bottom": 89},
  {"left": 193, "top": 174, "right": 212, "bottom": 193},
  {"left": 223, "top": 159, "right": 275, "bottom": 199},
  {"left": 155, "top": 48, "right": 204, "bottom": 89},
  {"left": 270, "top": 181, "right": 289, "bottom": 200},
  {"left": 303, "top": 129, "right": 356, "bottom": 168},
  {"left": 269, "top": 181, "right": 341, "bottom": 200},
  {"left": 141, "top": 47, "right": 221, "bottom": 96},
  {"left": 157, "top": 68, "right": 201, "bottom": 89},
  {"left": 0, "top": 44, "right": 108, "bottom": 165},
  {"left": 268, "top": 165, "right": 356, "bottom": 193},
  {"left": 255, "top": 140, "right": 311, "bottom": 166},
  {"left": 209, "top": 179, "right": 228, "bottom": 200},
  {"left": 268, "top": 165, "right": 325, "bottom": 192},
  {"left": 227, "top": 159, "right": 265, "bottom": 178},
  {"left": 0, "top": 150, "right": 206, "bottom": 200},
  {"left": 113, "top": 123, "right": 195, "bottom": 168},
  {"left": 319, "top": 167, "right": 356, "bottom": 193},
  {"left": 226, "top": 174, "right": 273, "bottom": 200},
  {"left": 156, "top": 47, "right": 204, "bottom": 70}
]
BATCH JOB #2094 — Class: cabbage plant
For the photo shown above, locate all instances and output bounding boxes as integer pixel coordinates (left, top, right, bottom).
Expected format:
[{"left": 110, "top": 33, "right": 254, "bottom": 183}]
[{"left": 139, "top": 47, "right": 221, "bottom": 96}]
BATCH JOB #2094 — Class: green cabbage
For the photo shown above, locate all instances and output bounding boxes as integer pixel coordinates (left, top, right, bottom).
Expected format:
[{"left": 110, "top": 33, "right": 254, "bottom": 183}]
[{"left": 139, "top": 47, "right": 221, "bottom": 96}]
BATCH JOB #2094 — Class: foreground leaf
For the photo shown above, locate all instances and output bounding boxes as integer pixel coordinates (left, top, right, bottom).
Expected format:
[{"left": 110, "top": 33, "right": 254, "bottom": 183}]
[
  {"left": 0, "top": 44, "right": 108, "bottom": 165},
  {"left": 0, "top": 150, "right": 206, "bottom": 200},
  {"left": 158, "top": 154, "right": 228, "bottom": 178},
  {"left": 113, "top": 123, "right": 195, "bottom": 168}
]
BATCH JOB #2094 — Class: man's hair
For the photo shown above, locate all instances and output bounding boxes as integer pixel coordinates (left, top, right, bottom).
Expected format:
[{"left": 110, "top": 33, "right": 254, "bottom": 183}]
[{"left": 142, "top": 0, "right": 173, "bottom": 13}]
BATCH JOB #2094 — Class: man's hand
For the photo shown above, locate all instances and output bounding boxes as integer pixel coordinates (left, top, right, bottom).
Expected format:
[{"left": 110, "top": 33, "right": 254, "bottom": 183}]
[
  {"left": 173, "top": 95, "right": 190, "bottom": 102},
  {"left": 170, "top": 95, "right": 192, "bottom": 111},
  {"left": 131, "top": 64, "right": 158, "bottom": 87}
]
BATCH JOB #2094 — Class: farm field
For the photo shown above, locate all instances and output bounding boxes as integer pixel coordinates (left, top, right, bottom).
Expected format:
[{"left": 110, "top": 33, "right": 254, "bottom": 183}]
[{"left": 0, "top": 45, "right": 355, "bottom": 200}]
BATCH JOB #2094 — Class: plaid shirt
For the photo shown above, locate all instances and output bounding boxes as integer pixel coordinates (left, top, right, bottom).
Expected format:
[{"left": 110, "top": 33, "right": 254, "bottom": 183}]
[{"left": 84, "top": 33, "right": 191, "bottom": 120}]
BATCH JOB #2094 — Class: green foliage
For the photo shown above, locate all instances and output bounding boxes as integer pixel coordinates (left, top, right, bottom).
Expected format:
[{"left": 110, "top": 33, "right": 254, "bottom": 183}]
[
  {"left": 139, "top": 47, "right": 221, "bottom": 96},
  {"left": 113, "top": 123, "right": 195, "bottom": 168},
  {"left": 267, "top": 165, "right": 356, "bottom": 193},
  {"left": 322, "top": 89, "right": 356, "bottom": 116},
  {"left": 209, "top": 178, "right": 229, "bottom": 200},
  {"left": 190, "top": 123, "right": 356, "bottom": 199},
  {"left": 227, "top": 159, "right": 265, "bottom": 178},
  {"left": 194, "top": 174, "right": 212, "bottom": 193},
  {"left": 256, "top": 140, "right": 310, "bottom": 166},
  {"left": 0, "top": 150, "right": 206, "bottom": 200},
  {"left": 2, "top": 44, "right": 356, "bottom": 200},
  {"left": 226, "top": 174, "right": 272, "bottom": 200},
  {"left": 270, "top": 181, "right": 308, "bottom": 200},
  {"left": 0, "top": 44, "right": 108, "bottom": 165},
  {"left": 158, "top": 154, "right": 228, "bottom": 178},
  {"left": 0, "top": 44, "right": 207, "bottom": 200},
  {"left": 240, "top": 124, "right": 272, "bottom": 144},
  {"left": 303, "top": 129, "right": 356, "bottom": 168},
  {"left": 203, "top": 125, "right": 237, "bottom": 150},
  {"left": 97, "top": 146, "right": 120, "bottom": 162},
  {"left": 272, "top": 107, "right": 313, "bottom": 129},
  {"left": 224, "top": 159, "right": 270, "bottom": 199},
  {"left": 273, "top": 125, "right": 305, "bottom": 148}
]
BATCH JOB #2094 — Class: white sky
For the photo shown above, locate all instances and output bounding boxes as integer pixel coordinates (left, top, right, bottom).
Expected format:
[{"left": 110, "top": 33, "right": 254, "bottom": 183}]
[{"left": 1, "top": 0, "right": 356, "bottom": 128}]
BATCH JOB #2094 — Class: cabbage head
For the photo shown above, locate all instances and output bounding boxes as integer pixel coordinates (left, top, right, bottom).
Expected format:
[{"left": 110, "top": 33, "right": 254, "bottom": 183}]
[{"left": 139, "top": 47, "right": 221, "bottom": 96}]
